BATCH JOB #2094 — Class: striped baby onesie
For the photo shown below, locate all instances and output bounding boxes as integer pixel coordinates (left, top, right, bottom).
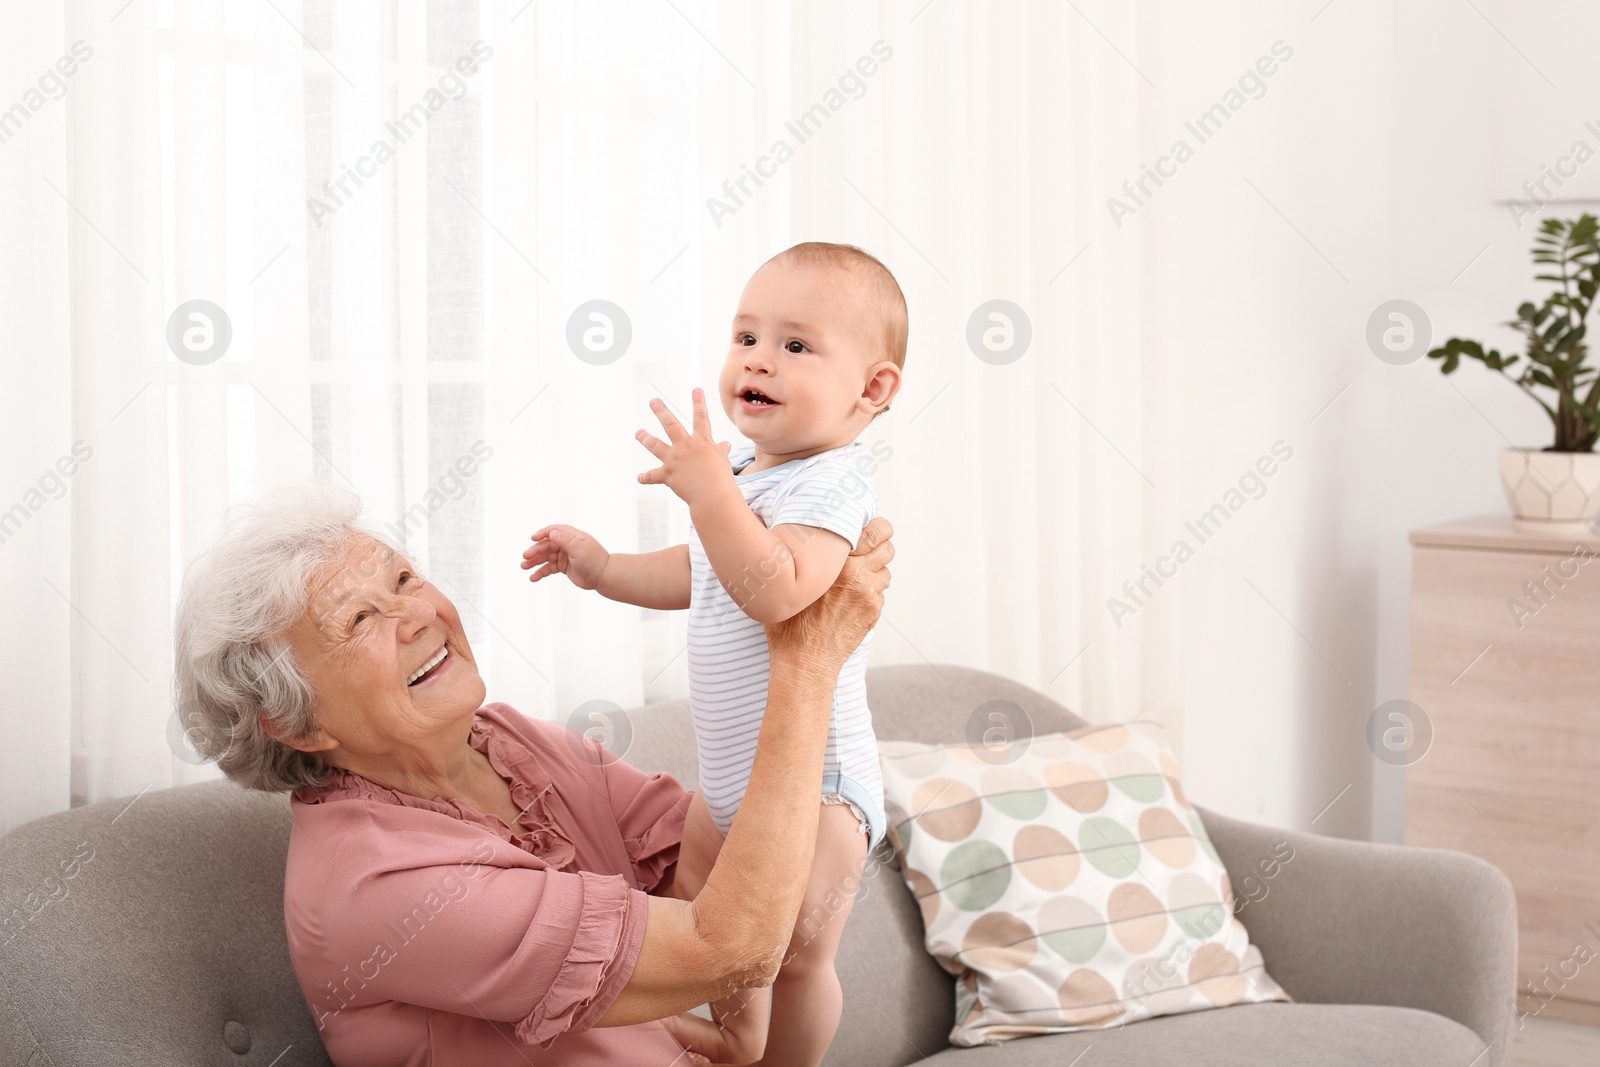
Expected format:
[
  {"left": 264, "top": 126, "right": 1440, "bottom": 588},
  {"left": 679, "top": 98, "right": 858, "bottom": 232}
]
[{"left": 686, "top": 441, "right": 885, "bottom": 848}]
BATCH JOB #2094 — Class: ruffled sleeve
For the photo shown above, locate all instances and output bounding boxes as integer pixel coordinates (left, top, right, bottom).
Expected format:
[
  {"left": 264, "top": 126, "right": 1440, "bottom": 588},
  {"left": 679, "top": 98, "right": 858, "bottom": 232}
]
[
  {"left": 289, "top": 819, "right": 655, "bottom": 1047},
  {"left": 514, "top": 869, "right": 650, "bottom": 1044},
  {"left": 622, "top": 789, "right": 691, "bottom": 893}
]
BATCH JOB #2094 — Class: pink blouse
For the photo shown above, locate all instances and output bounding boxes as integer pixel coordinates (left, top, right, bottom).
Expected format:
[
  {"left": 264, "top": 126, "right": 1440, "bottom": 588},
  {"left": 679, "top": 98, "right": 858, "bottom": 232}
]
[{"left": 283, "top": 702, "right": 694, "bottom": 1065}]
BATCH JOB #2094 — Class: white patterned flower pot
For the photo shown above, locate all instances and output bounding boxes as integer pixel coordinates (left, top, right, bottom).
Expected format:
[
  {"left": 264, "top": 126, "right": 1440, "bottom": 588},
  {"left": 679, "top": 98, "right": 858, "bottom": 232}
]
[{"left": 1499, "top": 447, "right": 1600, "bottom": 531}]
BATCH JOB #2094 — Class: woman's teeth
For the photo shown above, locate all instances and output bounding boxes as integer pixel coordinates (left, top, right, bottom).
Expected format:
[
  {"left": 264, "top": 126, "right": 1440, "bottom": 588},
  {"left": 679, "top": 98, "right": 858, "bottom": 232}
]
[{"left": 406, "top": 646, "right": 448, "bottom": 685}]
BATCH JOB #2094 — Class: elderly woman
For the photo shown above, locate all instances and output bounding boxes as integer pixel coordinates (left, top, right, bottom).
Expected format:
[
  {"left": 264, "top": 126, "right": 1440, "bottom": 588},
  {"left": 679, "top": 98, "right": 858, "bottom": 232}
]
[{"left": 174, "top": 485, "right": 892, "bottom": 1066}]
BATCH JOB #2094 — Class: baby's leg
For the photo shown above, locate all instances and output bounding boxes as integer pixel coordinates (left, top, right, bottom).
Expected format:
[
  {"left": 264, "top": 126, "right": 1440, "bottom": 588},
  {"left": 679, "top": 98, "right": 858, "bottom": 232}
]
[
  {"left": 763, "top": 799, "right": 871, "bottom": 1067},
  {"left": 666, "top": 790, "right": 724, "bottom": 903},
  {"left": 663, "top": 792, "right": 772, "bottom": 1064}
]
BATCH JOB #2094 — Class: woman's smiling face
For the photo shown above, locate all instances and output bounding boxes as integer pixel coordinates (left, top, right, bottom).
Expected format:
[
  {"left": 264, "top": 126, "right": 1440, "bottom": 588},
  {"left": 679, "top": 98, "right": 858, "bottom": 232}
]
[{"left": 280, "top": 535, "right": 486, "bottom": 762}]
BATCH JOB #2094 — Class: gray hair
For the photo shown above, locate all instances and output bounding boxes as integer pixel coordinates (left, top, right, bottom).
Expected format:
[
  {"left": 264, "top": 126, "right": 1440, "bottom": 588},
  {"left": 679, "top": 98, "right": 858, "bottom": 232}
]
[{"left": 174, "top": 483, "right": 390, "bottom": 792}]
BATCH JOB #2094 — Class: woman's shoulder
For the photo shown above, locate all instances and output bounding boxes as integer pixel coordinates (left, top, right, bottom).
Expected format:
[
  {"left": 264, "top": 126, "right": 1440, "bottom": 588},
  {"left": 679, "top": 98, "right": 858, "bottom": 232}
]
[{"left": 286, "top": 774, "right": 507, "bottom": 868}]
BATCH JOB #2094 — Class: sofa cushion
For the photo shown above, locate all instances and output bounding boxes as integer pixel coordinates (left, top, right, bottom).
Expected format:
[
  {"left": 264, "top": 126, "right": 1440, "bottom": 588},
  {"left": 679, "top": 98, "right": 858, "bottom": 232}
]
[
  {"left": 915, "top": 1002, "right": 1487, "bottom": 1066},
  {"left": 879, "top": 720, "right": 1288, "bottom": 1045}
]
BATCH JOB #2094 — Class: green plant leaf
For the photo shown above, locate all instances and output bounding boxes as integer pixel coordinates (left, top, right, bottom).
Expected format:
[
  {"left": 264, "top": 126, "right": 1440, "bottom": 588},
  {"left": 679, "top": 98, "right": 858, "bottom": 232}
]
[{"left": 1435, "top": 214, "right": 1600, "bottom": 446}]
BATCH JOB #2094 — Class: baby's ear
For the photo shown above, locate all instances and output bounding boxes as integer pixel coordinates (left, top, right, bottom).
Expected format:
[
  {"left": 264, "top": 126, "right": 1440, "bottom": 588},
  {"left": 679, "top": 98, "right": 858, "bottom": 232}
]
[{"left": 859, "top": 360, "right": 902, "bottom": 415}]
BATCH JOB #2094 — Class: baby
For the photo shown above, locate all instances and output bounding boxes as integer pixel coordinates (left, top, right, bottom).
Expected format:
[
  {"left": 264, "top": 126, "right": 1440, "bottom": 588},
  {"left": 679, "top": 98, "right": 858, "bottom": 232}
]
[{"left": 522, "top": 242, "right": 906, "bottom": 1066}]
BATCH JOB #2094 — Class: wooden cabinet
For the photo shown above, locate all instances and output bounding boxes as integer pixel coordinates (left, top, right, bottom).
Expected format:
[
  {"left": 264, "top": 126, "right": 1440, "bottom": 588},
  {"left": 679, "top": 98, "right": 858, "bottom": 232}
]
[{"left": 1406, "top": 516, "right": 1600, "bottom": 1027}]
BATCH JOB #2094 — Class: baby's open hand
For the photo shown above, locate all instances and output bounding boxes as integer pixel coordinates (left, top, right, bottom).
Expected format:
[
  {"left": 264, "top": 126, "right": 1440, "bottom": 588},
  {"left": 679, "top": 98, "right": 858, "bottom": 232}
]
[
  {"left": 636, "top": 388, "right": 735, "bottom": 506},
  {"left": 522, "top": 525, "right": 609, "bottom": 590}
]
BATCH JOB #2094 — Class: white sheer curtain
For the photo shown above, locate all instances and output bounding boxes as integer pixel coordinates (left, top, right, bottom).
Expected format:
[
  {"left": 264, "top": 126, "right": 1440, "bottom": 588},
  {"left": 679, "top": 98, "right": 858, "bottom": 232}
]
[{"left": 2, "top": 0, "right": 1174, "bottom": 834}]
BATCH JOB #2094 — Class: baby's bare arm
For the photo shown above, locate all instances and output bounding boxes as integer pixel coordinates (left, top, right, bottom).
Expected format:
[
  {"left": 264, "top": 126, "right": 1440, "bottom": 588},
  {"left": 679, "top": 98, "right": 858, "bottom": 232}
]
[
  {"left": 692, "top": 485, "right": 852, "bottom": 624},
  {"left": 597, "top": 545, "right": 691, "bottom": 610},
  {"left": 524, "top": 526, "right": 690, "bottom": 610}
]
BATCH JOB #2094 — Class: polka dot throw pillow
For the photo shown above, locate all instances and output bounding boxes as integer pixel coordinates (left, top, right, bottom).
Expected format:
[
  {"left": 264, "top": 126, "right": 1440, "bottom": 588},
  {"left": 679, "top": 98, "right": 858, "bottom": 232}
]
[{"left": 878, "top": 721, "right": 1289, "bottom": 1046}]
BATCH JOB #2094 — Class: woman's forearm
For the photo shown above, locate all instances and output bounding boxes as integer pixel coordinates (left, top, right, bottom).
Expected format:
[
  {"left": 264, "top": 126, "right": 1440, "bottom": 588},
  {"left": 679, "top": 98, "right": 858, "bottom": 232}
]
[
  {"left": 692, "top": 653, "right": 837, "bottom": 959},
  {"left": 598, "top": 651, "right": 839, "bottom": 1024}
]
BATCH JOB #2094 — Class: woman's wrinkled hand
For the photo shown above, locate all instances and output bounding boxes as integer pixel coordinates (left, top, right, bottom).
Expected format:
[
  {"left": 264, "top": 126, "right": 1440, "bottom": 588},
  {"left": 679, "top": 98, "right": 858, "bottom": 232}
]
[{"left": 763, "top": 516, "right": 893, "bottom": 676}]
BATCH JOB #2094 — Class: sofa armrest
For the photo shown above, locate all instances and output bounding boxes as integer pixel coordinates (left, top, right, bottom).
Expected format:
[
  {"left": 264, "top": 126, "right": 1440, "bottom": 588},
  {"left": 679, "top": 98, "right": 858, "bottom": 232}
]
[{"left": 1199, "top": 806, "right": 1517, "bottom": 1067}]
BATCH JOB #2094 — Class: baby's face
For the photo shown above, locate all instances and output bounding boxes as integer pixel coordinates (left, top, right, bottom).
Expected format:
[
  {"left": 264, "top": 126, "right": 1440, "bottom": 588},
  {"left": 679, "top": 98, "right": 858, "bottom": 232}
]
[{"left": 718, "top": 259, "right": 883, "bottom": 456}]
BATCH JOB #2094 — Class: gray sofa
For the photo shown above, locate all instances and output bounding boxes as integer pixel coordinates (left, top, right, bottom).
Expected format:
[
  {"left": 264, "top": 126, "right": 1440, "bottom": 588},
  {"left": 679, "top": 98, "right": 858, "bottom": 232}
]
[{"left": 0, "top": 664, "right": 1516, "bottom": 1066}]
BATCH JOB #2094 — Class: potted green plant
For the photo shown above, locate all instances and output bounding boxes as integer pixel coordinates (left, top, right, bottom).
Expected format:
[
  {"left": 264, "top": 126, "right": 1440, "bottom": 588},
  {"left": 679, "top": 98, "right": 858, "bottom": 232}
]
[{"left": 1428, "top": 214, "right": 1600, "bottom": 529}]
